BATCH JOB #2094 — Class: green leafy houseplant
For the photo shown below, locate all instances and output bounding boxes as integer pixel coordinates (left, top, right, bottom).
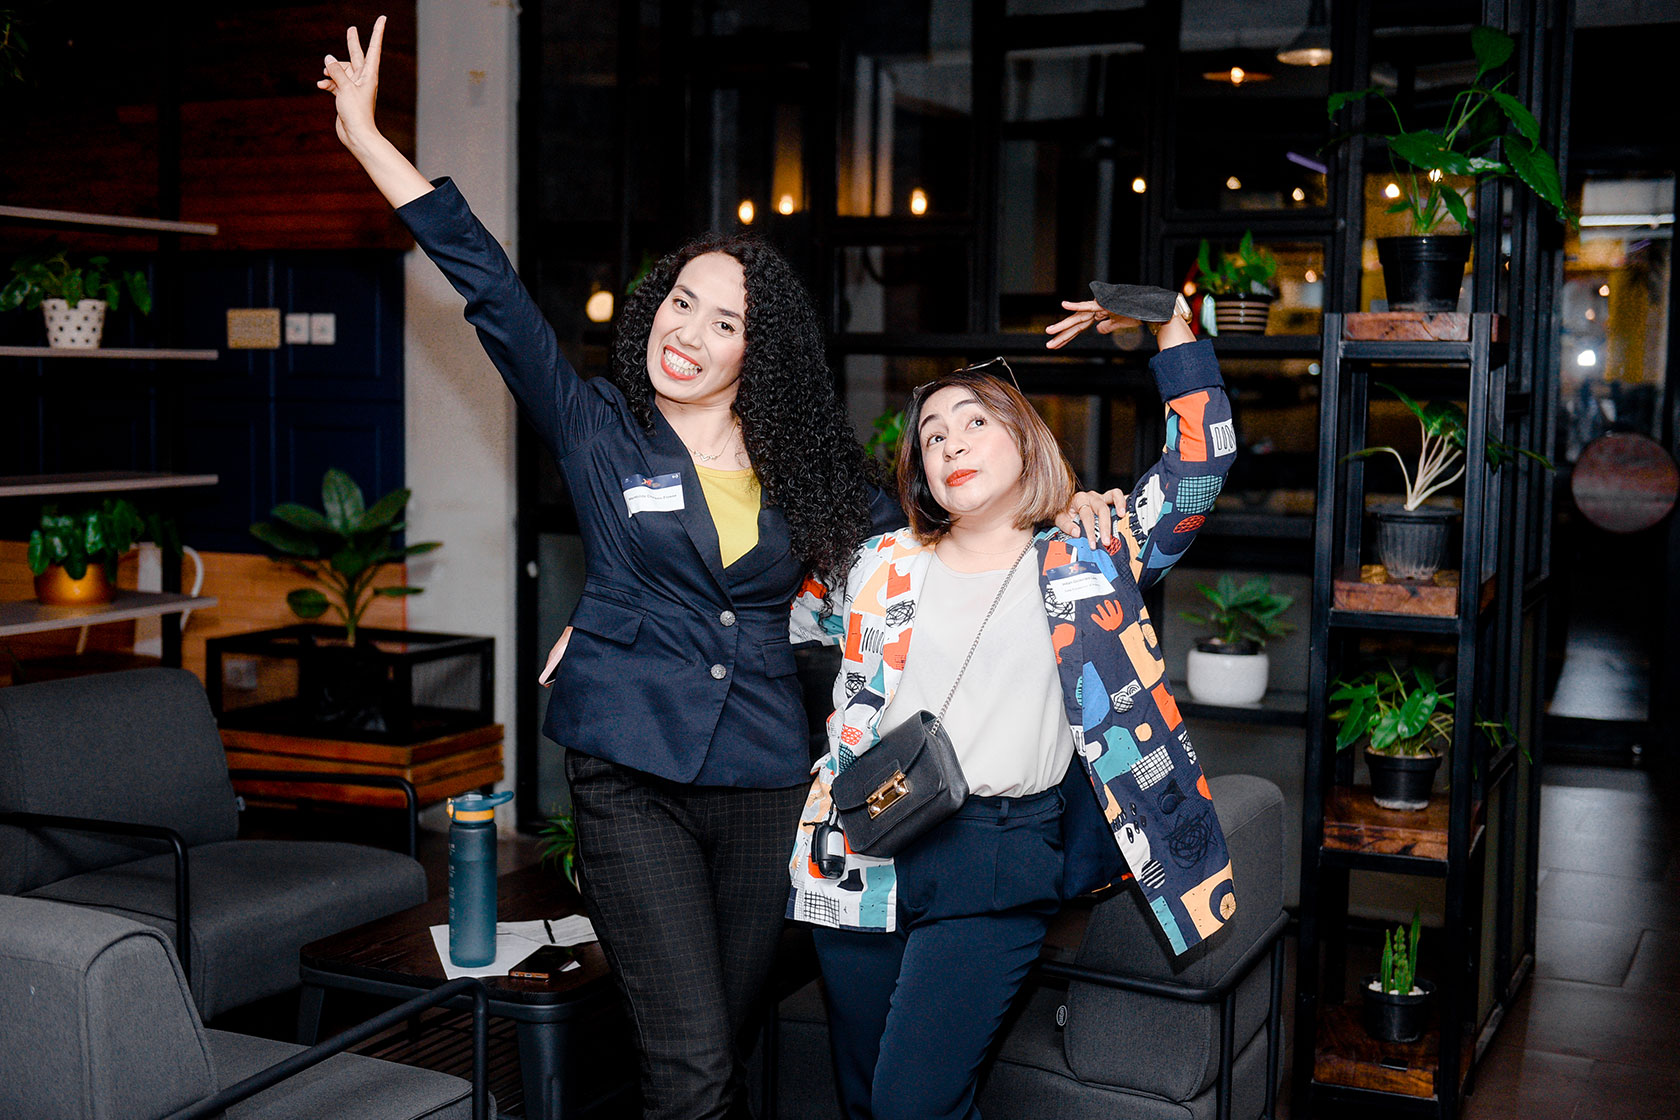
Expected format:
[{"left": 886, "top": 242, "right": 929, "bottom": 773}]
[
  {"left": 1180, "top": 575, "right": 1295, "bottom": 650},
  {"left": 537, "top": 809, "right": 580, "bottom": 889},
  {"left": 27, "top": 498, "right": 172, "bottom": 580},
  {"left": 1328, "top": 26, "right": 1571, "bottom": 235},
  {"left": 1194, "top": 231, "right": 1278, "bottom": 297},
  {"left": 0, "top": 248, "right": 152, "bottom": 315},
  {"left": 1378, "top": 909, "right": 1422, "bottom": 995},
  {"left": 249, "top": 469, "right": 441, "bottom": 643},
  {"left": 1347, "top": 382, "right": 1552, "bottom": 511},
  {"left": 866, "top": 408, "right": 905, "bottom": 466},
  {"left": 1330, "top": 663, "right": 1455, "bottom": 757}
]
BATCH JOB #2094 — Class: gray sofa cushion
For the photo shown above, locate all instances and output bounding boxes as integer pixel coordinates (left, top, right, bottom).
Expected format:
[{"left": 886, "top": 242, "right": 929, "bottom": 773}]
[
  {"left": 0, "top": 668, "right": 239, "bottom": 894},
  {"left": 1060, "top": 774, "right": 1283, "bottom": 1101},
  {"left": 208, "top": 1030, "right": 487, "bottom": 1120},
  {"left": 27, "top": 839, "right": 428, "bottom": 1020},
  {"left": 0, "top": 896, "right": 217, "bottom": 1120},
  {"left": 980, "top": 985, "right": 1274, "bottom": 1120}
]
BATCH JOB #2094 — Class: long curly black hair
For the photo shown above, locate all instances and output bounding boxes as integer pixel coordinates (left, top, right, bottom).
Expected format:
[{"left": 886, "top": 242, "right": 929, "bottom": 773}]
[{"left": 610, "top": 233, "right": 881, "bottom": 589}]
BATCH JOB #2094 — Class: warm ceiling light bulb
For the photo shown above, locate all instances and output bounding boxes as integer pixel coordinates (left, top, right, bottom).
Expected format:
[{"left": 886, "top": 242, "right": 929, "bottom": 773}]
[
  {"left": 910, "top": 188, "right": 929, "bottom": 215},
  {"left": 737, "top": 199, "right": 755, "bottom": 224},
  {"left": 1304, "top": 269, "right": 1318, "bottom": 284},
  {"left": 1229, "top": 66, "right": 1246, "bottom": 85},
  {"left": 1131, "top": 177, "right": 1147, "bottom": 194},
  {"left": 1226, "top": 176, "right": 1243, "bottom": 190},
  {"left": 1383, "top": 182, "right": 1401, "bottom": 199},
  {"left": 1598, "top": 284, "right": 1610, "bottom": 296},
  {"left": 1292, "top": 187, "right": 1307, "bottom": 202},
  {"left": 1585, "top": 308, "right": 1597, "bottom": 321},
  {"left": 1577, "top": 349, "right": 1598, "bottom": 368},
  {"left": 585, "top": 289, "right": 614, "bottom": 324},
  {"left": 777, "top": 194, "right": 795, "bottom": 216}
]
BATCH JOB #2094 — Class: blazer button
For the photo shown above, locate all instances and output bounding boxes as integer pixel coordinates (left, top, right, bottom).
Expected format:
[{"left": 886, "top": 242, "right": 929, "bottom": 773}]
[
  {"left": 710, "top": 664, "right": 728, "bottom": 680},
  {"left": 719, "top": 610, "right": 737, "bottom": 627}
]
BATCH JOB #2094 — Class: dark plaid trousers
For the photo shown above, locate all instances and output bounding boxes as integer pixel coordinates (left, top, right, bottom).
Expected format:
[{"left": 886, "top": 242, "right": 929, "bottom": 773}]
[{"left": 565, "top": 749, "right": 808, "bottom": 1120}]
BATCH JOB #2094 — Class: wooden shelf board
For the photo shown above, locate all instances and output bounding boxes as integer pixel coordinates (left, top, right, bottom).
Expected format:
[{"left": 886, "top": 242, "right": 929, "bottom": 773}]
[
  {"left": 1343, "top": 312, "right": 1508, "bottom": 344},
  {"left": 0, "top": 346, "right": 219, "bottom": 360},
  {"left": 1323, "top": 786, "right": 1483, "bottom": 863},
  {"left": 1176, "top": 684, "right": 1308, "bottom": 728},
  {"left": 0, "top": 471, "right": 219, "bottom": 498},
  {"left": 224, "top": 723, "right": 506, "bottom": 809},
  {"left": 1313, "top": 1002, "right": 1474, "bottom": 1101},
  {"left": 220, "top": 723, "right": 504, "bottom": 768},
  {"left": 0, "top": 591, "right": 217, "bottom": 638},
  {"left": 0, "top": 204, "right": 218, "bottom": 236}
]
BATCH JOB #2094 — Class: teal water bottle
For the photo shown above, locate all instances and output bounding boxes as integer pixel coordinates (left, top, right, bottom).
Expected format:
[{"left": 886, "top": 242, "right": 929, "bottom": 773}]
[{"left": 446, "top": 791, "right": 514, "bottom": 967}]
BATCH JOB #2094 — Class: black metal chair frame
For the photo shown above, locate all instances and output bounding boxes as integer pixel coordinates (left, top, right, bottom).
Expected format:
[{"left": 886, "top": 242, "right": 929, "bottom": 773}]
[
  {"left": 1033, "top": 910, "right": 1290, "bottom": 1120},
  {"left": 162, "top": 975, "right": 492, "bottom": 1120},
  {"left": 1, "top": 772, "right": 418, "bottom": 998}
]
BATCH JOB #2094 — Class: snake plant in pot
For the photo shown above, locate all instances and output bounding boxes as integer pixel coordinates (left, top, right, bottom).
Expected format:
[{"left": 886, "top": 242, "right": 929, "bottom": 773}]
[
  {"left": 1328, "top": 26, "right": 1572, "bottom": 311},
  {"left": 1180, "top": 575, "right": 1295, "bottom": 706},
  {"left": 1363, "top": 910, "right": 1432, "bottom": 1042}
]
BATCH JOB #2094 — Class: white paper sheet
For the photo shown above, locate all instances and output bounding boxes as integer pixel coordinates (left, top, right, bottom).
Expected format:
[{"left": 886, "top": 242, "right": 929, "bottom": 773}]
[{"left": 428, "top": 915, "right": 597, "bottom": 979}]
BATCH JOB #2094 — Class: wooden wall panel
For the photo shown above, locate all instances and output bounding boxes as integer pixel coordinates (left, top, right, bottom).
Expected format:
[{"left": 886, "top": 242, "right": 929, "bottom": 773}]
[
  {"left": 0, "top": 541, "right": 407, "bottom": 687},
  {"left": 0, "top": 3, "right": 416, "bottom": 252}
]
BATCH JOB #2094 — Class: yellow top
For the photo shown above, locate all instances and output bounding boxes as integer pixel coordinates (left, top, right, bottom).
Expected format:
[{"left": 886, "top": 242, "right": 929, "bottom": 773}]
[{"left": 694, "top": 463, "right": 762, "bottom": 567}]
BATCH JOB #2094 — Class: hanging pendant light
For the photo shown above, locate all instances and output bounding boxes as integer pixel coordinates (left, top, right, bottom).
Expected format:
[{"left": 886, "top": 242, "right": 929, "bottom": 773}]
[{"left": 1277, "top": 0, "right": 1333, "bottom": 67}]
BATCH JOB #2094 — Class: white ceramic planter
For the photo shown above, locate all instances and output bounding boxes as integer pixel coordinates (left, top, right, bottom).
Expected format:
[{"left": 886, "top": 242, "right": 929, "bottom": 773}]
[
  {"left": 42, "top": 297, "right": 107, "bottom": 349},
  {"left": 1186, "top": 646, "right": 1270, "bottom": 706}
]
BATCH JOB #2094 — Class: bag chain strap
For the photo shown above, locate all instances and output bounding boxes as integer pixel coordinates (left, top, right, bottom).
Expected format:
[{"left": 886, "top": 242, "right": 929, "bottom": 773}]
[{"left": 931, "top": 539, "right": 1037, "bottom": 734}]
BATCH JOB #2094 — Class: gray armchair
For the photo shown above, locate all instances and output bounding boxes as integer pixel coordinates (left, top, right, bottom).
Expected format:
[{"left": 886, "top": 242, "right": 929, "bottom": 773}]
[
  {"left": 0, "top": 667, "right": 429, "bottom": 1019},
  {"left": 0, "top": 896, "right": 490, "bottom": 1120}
]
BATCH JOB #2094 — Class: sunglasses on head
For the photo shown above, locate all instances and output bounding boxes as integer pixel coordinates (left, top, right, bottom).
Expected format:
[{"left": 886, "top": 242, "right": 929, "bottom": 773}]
[{"left": 908, "top": 356, "right": 1021, "bottom": 407}]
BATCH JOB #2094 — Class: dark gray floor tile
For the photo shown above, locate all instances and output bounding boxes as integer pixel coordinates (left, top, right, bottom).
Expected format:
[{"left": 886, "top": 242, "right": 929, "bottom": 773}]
[
  {"left": 1623, "top": 929, "right": 1680, "bottom": 993},
  {"left": 1500, "top": 978, "right": 1680, "bottom": 1069},
  {"left": 1537, "top": 870, "right": 1680, "bottom": 933},
  {"left": 1463, "top": 1046, "right": 1594, "bottom": 1120},
  {"left": 1573, "top": 1060, "right": 1680, "bottom": 1120},
  {"left": 1534, "top": 919, "right": 1641, "bottom": 986}
]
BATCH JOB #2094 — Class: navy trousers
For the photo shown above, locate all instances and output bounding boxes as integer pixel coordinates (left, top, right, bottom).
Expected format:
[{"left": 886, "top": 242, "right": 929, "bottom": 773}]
[{"left": 812, "top": 787, "right": 1065, "bottom": 1120}]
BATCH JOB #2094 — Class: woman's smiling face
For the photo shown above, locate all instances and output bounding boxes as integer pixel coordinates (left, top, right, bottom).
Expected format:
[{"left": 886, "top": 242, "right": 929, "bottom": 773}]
[
  {"left": 644, "top": 251, "right": 748, "bottom": 408},
  {"left": 917, "top": 384, "right": 1026, "bottom": 526}
]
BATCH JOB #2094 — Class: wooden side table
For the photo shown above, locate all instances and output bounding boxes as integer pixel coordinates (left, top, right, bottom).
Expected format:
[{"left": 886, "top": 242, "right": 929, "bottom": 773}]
[{"left": 221, "top": 722, "right": 504, "bottom": 808}]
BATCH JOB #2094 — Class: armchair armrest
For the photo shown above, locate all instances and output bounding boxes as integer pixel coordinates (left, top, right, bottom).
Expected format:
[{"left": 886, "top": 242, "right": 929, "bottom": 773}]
[
  {"left": 162, "top": 976, "right": 491, "bottom": 1120},
  {"left": 226, "top": 770, "right": 420, "bottom": 859},
  {"left": 0, "top": 810, "right": 193, "bottom": 991},
  {"left": 1035, "top": 910, "right": 1290, "bottom": 1002}
]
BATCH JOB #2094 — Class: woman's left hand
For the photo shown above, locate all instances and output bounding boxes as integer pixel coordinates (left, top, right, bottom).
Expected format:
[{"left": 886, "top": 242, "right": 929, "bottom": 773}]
[
  {"left": 1055, "top": 489, "right": 1128, "bottom": 549},
  {"left": 1045, "top": 300, "right": 1137, "bottom": 350}
]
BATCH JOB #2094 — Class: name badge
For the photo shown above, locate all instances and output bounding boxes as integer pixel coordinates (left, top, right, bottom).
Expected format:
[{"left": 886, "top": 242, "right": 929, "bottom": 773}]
[
  {"left": 622, "top": 472, "right": 685, "bottom": 516},
  {"left": 1046, "top": 560, "right": 1115, "bottom": 601}
]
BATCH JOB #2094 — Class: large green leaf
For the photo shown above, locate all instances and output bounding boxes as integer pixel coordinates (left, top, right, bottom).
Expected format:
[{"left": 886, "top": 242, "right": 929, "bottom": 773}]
[
  {"left": 357, "top": 487, "right": 411, "bottom": 533},
  {"left": 1387, "top": 131, "right": 1475, "bottom": 176},
  {"left": 375, "top": 586, "right": 424, "bottom": 597},
  {"left": 1327, "top": 85, "right": 1383, "bottom": 119},
  {"left": 1504, "top": 136, "right": 1572, "bottom": 225},
  {"left": 331, "top": 545, "right": 372, "bottom": 581},
  {"left": 25, "top": 531, "right": 46, "bottom": 575},
  {"left": 1488, "top": 89, "right": 1540, "bottom": 146},
  {"left": 1471, "top": 26, "right": 1515, "bottom": 73},
  {"left": 403, "top": 541, "right": 443, "bottom": 557},
  {"left": 250, "top": 520, "right": 320, "bottom": 557},
  {"left": 269, "top": 503, "right": 335, "bottom": 534},
  {"left": 1439, "top": 185, "right": 1472, "bottom": 231},
  {"left": 321, "top": 469, "right": 366, "bottom": 532},
  {"left": 286, "top": 588, "right": 330, "bottom": 619}
]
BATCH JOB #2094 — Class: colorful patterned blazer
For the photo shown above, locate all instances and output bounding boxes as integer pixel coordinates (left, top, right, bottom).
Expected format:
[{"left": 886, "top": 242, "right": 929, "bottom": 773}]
[{"left": 788, "top": 339, "right": 1239, "bottom": 956}]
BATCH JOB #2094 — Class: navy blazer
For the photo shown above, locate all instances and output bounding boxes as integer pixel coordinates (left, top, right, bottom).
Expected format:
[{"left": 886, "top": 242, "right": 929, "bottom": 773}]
[{"left": 398, "top": 180, "right": 898, "bottom": 787}]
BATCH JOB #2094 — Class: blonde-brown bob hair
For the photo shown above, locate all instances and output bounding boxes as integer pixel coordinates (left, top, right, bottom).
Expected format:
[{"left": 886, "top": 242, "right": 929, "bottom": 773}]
[{"left": 896, "top": 369, "right": 1078, "bottom": 543}]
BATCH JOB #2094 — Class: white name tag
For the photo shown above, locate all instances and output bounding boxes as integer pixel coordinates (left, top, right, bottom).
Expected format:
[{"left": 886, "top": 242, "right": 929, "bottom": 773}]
[
  {"left": 622, "top": 472, "right": 685, "bottom": 516},
  {"left": 1046, "top": 560, "right": 1115, "bottom": 601}
]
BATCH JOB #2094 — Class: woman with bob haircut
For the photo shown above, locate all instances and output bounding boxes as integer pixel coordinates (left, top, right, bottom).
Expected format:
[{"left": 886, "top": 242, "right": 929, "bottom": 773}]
[{"left": 787, "top": 293, "right": 1242, "bottom": 1120}]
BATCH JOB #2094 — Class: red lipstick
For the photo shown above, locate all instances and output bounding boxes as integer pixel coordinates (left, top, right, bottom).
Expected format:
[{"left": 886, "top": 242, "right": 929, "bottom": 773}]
[{"left": 945, "top": 468, "right": 976, "bottom": 487}]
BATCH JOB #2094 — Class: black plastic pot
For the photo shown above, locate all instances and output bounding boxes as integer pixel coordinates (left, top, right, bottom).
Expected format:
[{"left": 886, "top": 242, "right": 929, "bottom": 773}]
[
  {"left": 1362, "top": 976, "right": 1434, "bottom": 1043},
  {"left": 1372, "top": 504, "right": 1455, "bottom": 581},
  {"left": 1365, "top": 749, "right": 1442, "bottom": 812},
  {"left": 1376, "top": 235, "right": 1472, "bottom": 312}
]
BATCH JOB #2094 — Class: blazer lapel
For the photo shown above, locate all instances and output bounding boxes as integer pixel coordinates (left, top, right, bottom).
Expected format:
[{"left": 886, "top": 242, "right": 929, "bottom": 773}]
[{"left": 642, "top": 409, "right": 732, "bottom": 599}]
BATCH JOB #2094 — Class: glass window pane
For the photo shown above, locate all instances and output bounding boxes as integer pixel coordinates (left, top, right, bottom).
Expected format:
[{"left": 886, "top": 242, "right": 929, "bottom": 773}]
[
  {"left": 837, "top": 7, "right": 973, "bottom": 217},
  {"left": 837, "top": 245, "right": 972, "bottom": 334}
]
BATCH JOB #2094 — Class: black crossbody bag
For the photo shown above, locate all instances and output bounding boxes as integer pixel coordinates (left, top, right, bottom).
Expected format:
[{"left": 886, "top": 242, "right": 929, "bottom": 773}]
[{"left": 825, "top": 541, "right": 1034, "bottom": 859}]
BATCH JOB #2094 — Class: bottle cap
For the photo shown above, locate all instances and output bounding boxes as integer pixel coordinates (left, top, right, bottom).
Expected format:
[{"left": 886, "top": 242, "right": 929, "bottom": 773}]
[{"left": 447, "top": 790, "right": 513, "bottom": 822}]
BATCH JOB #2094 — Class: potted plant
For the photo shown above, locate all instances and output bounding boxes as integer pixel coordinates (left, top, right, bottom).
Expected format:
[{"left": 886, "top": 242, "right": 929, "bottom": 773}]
[
  {"left": 1330, "top": 664, "right": 1452, "bottom": 810},
  {"left": 25, "top": 498, "right": 174, "bottom": 605},
  {"left": 0, "top": 248, "right": 151, "bottom": 349},
  {"left": 1345, "top": 382, "right": 1551, "bottom": 580},
  {"left": 1180, "top": 574, "right": 1295, "bottom": 705},
  {"left": 1328, "top": 26, "right": 1573, "bottom": 311},
  {"left": 538, "top": 808, "right": 581, "bottom": 890},
  {"left": 1195, "top": 231, "right": 1278, "bottom": 335},
  {"left": 1363, "top": 910, "right": 1433, "bottom": 1043}
]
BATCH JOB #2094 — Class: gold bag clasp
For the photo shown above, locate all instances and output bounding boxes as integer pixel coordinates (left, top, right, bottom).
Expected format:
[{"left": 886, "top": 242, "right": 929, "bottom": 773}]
[{"left": 866, "top": 770, "right": 909, "bottom": 817}]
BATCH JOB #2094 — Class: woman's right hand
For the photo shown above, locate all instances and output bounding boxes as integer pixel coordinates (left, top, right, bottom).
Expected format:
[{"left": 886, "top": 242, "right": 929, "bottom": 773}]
[{"left": 317, "top": 16, "right": 386, "bottom": 154}]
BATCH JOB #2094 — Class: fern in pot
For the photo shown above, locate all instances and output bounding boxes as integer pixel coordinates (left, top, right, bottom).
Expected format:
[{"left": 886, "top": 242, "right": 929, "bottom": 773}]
[{"left": 1180, "top": 575, "right": 1294, "bottom": 706}]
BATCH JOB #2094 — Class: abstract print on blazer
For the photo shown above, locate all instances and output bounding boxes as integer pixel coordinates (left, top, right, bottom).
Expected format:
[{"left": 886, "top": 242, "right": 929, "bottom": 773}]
[{"left": 789, "top": 339, "right": 1239, "bottom": 955}]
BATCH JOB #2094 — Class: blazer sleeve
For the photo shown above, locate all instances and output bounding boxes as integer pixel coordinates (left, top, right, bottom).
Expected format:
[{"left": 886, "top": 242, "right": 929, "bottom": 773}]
[
  {"left": 396, "top": 177, "right": 616, "bottom": 457},
  {"left": 1117, "top": 339, "right": 1236, "bottom": 591}
]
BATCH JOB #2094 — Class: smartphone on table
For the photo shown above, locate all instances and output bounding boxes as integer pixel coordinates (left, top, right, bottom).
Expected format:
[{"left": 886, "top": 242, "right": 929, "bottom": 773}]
[{"left": 508, "top": 944, "right": 576, "bottom": 980}]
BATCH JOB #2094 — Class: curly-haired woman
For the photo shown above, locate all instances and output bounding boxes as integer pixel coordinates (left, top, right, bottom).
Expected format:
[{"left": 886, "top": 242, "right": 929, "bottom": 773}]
[{"left": 316, "top": 19, "right": 896, "bottom": 1119}]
